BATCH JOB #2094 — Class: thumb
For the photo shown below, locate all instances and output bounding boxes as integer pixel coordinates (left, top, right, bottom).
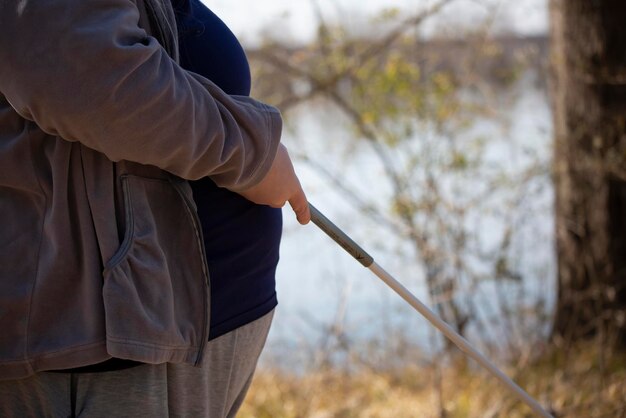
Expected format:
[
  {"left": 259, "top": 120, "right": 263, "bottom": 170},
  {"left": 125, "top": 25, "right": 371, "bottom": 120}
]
[{"left": 288, "top": 188, "right": 311, "bottom": 225}]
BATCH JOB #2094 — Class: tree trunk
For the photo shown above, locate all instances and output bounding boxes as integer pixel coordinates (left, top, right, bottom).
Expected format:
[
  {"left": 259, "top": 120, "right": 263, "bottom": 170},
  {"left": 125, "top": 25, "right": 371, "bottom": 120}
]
[{"left": 550, "top": 0, "right": 626, "bottom": 347}]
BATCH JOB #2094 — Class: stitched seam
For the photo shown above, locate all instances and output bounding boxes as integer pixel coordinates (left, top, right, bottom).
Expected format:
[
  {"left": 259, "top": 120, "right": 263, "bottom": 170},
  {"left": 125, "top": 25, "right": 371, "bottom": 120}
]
[
  {"left": 169, "top": 179, "right": 210, "bottom": 365},
  {"left": 70, "top": 373, "right": 77, "bottom": 418},
  {"left": 103, "top": 175, "right": 134, "bottom": 272},
  {"left": 106, "top": 336, "right": 200, "bottom": 350},
  {"left": 24, "top": 124, "right": 50, "bottom": 374},
  {"left": 221, "top": 329, "right": 239, "bottom": 418},
  {"left": 2, "top": 341, "right": 106, "bottom": 365}
]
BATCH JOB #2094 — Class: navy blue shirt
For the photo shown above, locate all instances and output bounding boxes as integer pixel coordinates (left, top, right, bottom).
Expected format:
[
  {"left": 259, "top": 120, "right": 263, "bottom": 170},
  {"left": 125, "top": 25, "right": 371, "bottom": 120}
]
[{"left": 173, "top": 0, "right": 281, "bottom": 340}]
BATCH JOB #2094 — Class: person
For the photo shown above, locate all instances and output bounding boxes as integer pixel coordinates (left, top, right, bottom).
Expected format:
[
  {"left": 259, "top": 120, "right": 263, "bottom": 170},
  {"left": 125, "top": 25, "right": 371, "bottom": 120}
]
[{"left": 0, "top": 0, "right": 310, "bottom": 416}]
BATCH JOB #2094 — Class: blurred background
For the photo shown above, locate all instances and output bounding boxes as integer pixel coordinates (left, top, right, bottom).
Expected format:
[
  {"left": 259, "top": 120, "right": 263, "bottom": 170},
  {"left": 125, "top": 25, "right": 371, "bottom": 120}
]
[{"left": 206, "top": 1, "right": 626, "bottom": 416}]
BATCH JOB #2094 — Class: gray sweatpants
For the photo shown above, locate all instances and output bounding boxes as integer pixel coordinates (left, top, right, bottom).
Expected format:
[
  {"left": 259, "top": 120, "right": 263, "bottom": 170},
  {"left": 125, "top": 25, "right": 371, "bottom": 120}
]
[{"left": 0, "top": 310, "right": 273, "bottom": 418}]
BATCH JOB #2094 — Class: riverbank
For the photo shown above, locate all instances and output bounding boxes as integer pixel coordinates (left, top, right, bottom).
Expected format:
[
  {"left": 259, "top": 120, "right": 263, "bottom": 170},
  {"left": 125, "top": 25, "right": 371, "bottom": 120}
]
[{"left": 240, "top": 343, "right": 626, "bottom": 417}]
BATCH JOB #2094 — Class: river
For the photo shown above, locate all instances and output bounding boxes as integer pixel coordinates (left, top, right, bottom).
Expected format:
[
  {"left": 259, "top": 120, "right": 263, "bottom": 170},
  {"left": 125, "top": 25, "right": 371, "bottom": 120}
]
[{"left": 260, "top": 71, "right": 556, "bottom": 370}]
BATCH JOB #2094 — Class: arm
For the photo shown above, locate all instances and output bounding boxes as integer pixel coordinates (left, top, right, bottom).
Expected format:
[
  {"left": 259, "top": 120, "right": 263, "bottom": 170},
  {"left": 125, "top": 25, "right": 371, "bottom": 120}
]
[{"left": 0, "top": 0, "right": 279, "bottom": 190}]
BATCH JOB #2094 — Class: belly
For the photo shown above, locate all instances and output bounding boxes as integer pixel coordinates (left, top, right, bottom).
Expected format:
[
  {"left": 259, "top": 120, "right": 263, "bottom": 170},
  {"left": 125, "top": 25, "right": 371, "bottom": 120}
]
[{"left": 190, "top": 177, "right": 283, "bottom": 283}]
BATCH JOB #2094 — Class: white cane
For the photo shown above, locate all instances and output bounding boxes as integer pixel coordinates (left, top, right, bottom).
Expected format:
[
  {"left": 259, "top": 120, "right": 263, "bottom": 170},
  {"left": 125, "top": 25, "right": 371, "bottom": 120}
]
[{"left": 308, "top": 203, "right": 553, "bottom": 418}]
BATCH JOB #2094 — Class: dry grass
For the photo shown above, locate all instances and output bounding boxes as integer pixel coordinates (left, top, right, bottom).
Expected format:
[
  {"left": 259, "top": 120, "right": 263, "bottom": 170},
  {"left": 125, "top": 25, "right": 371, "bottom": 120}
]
[{"left": 239, "top": 343, "right": 626, "bottom": 418}]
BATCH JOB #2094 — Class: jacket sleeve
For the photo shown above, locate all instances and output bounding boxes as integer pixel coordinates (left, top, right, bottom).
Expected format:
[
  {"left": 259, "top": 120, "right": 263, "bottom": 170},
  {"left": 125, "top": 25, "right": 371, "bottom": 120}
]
[{"left": 0, "top": 0, "right": 281, "bottom": 190}]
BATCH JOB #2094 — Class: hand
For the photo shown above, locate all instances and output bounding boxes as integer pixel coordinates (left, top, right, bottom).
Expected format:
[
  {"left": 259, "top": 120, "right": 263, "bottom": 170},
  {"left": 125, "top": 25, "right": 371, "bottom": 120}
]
[{"left": 237, "top": 144, "right": 311, "bottom": 225}]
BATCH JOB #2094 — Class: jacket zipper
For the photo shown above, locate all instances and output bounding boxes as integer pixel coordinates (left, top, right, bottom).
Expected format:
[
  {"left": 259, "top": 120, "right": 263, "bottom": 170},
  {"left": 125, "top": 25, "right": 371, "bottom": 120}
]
[{"left": 170, "top": 179, "right": 210, "bottom": 365}]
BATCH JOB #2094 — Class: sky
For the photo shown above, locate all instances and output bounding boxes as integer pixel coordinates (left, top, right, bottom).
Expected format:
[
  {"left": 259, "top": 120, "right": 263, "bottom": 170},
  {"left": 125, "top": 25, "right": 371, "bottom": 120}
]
[{"left": 204, "top": 0, "right": 548, "bottom": 45}]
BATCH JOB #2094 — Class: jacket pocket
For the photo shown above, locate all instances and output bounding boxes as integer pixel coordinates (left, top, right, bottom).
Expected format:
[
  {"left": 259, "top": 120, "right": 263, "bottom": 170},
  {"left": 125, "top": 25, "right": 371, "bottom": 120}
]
[{"left": 102, "top": 175, "right": 209, "bottom": 357}]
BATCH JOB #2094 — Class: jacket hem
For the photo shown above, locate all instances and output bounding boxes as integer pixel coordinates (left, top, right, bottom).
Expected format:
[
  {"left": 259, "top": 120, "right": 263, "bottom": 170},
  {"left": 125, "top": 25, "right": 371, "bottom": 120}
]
[
  {"left": 0, "top": 341, "right": 109, "bottom": 381},
  {"left": 0, "top": 338, "right": 203, "bottom": 381},
  {"left": 107, "top": 339, "right": 202, "bottom": 365}
]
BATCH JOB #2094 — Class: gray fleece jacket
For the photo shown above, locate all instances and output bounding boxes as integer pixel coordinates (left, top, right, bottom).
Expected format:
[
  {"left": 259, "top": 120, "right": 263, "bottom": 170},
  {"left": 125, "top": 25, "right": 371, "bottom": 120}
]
[{"left": 0, "top": 0, "right": 282, "bottom": 380}]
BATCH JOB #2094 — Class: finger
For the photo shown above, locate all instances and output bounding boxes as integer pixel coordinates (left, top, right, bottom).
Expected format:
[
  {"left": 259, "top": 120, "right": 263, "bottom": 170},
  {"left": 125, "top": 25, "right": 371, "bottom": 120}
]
[{"left": 288, "top": 188, "right": 311, "bottom": 225}]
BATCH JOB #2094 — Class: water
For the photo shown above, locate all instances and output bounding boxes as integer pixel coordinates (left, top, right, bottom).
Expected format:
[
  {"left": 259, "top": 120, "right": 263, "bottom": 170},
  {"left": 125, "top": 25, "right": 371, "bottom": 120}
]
[
  {"left": 210, "top": 0, "right": 548, "bottom": 46},
  {"left": 261, "top": 73, "right": 555, "bottom": 369}
]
